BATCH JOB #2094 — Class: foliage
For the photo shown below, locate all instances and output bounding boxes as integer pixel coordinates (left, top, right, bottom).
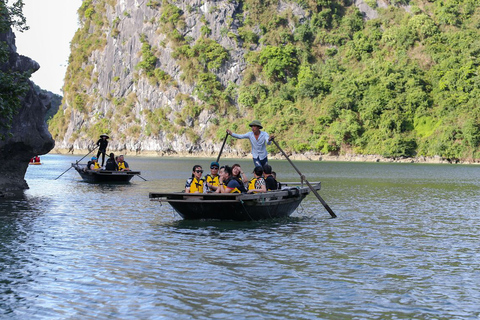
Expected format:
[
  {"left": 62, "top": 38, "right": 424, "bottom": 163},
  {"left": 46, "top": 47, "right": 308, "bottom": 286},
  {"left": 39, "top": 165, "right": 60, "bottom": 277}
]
[
  {"left": 53, "top": 0, "right": 480, "bottom": 160},
  {"left": 0, "top": 0, "right": 31, "bottom": 139}
]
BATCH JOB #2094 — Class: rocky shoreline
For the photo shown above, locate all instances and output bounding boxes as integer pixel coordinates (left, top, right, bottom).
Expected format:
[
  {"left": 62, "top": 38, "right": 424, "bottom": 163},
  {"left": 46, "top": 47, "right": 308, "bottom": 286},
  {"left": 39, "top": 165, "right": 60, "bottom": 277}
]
[{"left": 52, "top": 148, "right": 480, "bottom": 165}]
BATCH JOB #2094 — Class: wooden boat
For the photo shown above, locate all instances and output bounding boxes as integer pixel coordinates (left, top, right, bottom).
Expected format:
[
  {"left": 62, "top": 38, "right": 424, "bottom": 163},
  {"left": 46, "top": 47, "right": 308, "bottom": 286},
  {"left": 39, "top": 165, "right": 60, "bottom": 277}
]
[
  {"left": 149, "top": 182, "right": 320, "bottom": 221},
  {"left": 29, "top": 162, "right": 42, "bottom": 165},
  {"left": 72, "top": 163, "right": 141, "bottom": 183}
]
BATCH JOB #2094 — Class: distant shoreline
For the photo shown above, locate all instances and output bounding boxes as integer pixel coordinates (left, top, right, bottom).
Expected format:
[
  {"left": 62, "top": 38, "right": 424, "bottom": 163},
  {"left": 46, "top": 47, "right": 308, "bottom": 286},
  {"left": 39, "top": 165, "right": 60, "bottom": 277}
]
[{"left": 51, "top": 148, "right": 480, "bottom": 165}]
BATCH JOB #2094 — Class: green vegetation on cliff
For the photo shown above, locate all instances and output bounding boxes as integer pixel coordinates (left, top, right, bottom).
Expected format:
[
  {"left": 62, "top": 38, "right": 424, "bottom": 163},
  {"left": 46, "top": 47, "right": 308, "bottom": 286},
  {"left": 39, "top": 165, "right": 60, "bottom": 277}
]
[
  {"left": 0, "top": 0, "right": 30, "bottom": 139},
  {"left": 51, "top": 0, "right": 480, "bottom": 160}
]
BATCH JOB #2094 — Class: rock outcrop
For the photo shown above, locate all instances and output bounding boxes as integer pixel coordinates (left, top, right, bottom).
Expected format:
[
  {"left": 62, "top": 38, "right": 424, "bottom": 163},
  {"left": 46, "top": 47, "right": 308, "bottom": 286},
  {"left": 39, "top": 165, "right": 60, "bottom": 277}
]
[{"left": 0, "top": 30, "right": 55, "bottom": 196}]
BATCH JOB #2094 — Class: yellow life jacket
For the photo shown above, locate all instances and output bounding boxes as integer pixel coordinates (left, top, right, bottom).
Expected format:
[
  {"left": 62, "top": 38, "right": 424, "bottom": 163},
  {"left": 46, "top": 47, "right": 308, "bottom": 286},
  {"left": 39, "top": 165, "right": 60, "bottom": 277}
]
[
  {"left": 205, "top": 174, "right": 220, "bottom": 187},
  {"left": 189, "top": 177, "right": 204, "bottom": 193},
  {"left": 94, "top": 162, "right": 101, "bottom": 169},
  {"left": 118, "top": 161, "right": 127, "bottom": 170},
  {"left": 225, "top": 177, "right": 246, "bottom": 193},
  {"left": 248, "top": 178, "right": 257, "bottom": 191}
]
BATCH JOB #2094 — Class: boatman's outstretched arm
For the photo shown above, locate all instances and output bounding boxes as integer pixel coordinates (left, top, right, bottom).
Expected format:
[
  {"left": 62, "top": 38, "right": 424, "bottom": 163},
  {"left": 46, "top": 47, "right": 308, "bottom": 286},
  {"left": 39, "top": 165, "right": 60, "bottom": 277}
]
[{"left": 226, "top": 129, "right": 250, "bottom": 139}]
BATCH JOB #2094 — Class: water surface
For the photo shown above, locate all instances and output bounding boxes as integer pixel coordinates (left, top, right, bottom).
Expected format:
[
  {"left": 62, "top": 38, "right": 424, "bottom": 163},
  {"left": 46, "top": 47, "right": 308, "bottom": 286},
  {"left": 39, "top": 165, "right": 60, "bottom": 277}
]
[{"left": 1, "top": 154, "right": 479, "bottom": 319}]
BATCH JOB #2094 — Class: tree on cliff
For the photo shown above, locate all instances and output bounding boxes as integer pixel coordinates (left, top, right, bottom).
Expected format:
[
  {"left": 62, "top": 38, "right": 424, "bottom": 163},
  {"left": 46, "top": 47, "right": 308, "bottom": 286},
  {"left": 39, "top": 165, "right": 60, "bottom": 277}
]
[{"left": 0, "top": 0, "right": 30, "bottom": 139}]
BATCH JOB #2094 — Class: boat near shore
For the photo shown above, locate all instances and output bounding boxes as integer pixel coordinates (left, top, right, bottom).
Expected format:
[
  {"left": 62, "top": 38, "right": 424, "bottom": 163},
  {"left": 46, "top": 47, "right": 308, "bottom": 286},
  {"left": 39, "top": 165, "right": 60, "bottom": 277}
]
[
  {"left": 72, "top": 163, "right": 141, "bottom": 183},
  {"left": 149, "top": 182, "right": 320, "bottom": 221}
]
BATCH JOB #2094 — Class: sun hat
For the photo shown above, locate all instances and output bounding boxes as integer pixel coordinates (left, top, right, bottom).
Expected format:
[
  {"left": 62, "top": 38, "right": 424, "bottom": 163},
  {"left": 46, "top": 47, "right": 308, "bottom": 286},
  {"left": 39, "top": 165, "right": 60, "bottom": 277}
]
[
  {"left": 249, "top": 120, "right": 263, "bottom": 129},
  {"left": 100, "top": 134, "right": 109, "bottom": 138},
  {"left": 210, "top": 161, "right": 219, "bottom": 168}
]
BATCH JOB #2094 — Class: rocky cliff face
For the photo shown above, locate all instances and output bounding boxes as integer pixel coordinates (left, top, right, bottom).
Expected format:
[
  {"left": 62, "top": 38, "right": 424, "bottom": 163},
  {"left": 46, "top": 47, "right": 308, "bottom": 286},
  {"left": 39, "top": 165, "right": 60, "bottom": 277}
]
[
  {"left": 51, "top": 0, "right": 311, "bottom": 156},
  {"left": 52, "top": 0, "right": 394, "bottom": 158},
  {"left": 0, "top": 30, "right": 55, "bottom": 195}
]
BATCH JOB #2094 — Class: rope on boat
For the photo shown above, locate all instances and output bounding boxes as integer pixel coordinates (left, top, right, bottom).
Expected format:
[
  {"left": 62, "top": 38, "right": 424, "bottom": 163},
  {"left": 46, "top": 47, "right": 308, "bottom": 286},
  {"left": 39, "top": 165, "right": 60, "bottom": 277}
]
[{"left": 239, "top": 199, "right": 255, "bottom": 221}]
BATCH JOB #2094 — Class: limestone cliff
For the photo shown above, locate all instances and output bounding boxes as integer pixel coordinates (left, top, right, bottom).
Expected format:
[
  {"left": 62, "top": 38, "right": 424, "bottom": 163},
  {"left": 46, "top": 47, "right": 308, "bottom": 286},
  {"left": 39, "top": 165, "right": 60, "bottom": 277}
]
[
  {"left": 51, "top": 0, "right": 311, "bottom": 156},
  {"left": 52, "top": 0, "right": 475, "bottom": 162},
  {"left": 0, "top": 30, "right": 55, "bottom": 195}
]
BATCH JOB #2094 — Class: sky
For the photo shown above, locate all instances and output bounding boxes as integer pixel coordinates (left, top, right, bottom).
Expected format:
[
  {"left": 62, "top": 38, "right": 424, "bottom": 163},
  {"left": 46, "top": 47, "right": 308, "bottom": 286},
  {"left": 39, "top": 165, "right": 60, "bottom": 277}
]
[{"left": 14, "top": 0, "right": 83, "bottom": 95}]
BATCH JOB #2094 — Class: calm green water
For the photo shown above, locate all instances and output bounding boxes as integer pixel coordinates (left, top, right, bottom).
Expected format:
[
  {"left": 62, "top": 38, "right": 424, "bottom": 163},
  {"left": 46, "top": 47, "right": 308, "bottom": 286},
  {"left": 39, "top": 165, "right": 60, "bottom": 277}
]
[{"left": 1, "top": 154, "right": 479, "bottom": 319}]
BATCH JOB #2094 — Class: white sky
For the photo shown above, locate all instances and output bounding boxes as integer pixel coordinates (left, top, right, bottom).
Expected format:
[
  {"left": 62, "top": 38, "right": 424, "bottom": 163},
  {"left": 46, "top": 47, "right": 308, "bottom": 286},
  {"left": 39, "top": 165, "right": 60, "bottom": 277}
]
[{"left": 14, "top": 0, "right": 83, "bottom": 95}]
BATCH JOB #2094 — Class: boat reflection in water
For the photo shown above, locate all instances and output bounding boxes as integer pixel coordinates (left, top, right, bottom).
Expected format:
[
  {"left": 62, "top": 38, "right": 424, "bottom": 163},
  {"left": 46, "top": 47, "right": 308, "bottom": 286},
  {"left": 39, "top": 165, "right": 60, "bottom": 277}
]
[{"left": 149, "top": 182, "right": 320, "bottom": 221}]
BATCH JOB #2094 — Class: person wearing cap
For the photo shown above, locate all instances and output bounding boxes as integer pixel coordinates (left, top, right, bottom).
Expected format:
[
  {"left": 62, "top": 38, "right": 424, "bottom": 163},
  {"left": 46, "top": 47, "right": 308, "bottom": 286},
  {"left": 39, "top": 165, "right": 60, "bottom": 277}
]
[
  {"left": 247, "top": 166, "right": 267, "bottom": 193},
  {"left": 263, "top": 164, "right": 278, "bottom": 191},
  {"left": 204, "top": 161, "right": 220, "bottom": 192},
  {"left": 86, "top": 156, "right": 101, "bottom": 171},
  {"left": 96, "top": 134, "right": 109, "bottom": 167},
  {"left": 226, "top": 120, "right": 274, "bottom": 167}
]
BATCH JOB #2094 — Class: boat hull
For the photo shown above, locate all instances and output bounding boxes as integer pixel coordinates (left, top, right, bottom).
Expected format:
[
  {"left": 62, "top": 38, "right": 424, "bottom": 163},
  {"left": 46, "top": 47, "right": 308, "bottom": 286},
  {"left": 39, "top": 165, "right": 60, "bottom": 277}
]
[
  {"left": 150, "top": 184, "right": 319, "bottom": 221},
  {"left": 72, "top": 164, "right": 140, "bottom": 183}
]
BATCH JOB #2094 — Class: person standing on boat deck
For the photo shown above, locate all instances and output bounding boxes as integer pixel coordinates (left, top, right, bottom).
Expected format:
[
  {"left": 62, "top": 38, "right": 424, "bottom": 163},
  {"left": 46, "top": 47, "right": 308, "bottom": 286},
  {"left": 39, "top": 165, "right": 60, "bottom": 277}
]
[
  {"left": 96, "top": 134, "right": 109, "bottom": 167},
  {"left": 263, "top": 164, "right": 278, "bottom": 191},
  {"left": 204, "top": 161, "right": 220, "bottom": 192},
  {"left": 185, "top": 165, "right": 204, "bottom": 193},
  {"left": 247, "top": 166, "right": 267, "bottom": 193},
  {"left": 218, "top": 165, "right": 247, "bottom": 193},
  {"left": 226, "top": 120, "right": 275, "bottom": 168},
  {"left": 105, "top": 153, "right": 118, "bottom": 171},
  {"left": 117, "top": 155, "right": 130, "bottom": 171}
]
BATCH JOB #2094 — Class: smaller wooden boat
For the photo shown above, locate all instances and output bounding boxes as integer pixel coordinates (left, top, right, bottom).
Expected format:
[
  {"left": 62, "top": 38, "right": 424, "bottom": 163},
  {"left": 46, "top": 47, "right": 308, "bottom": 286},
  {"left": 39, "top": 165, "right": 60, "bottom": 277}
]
[
  {"left": 29, "top": 162, "right": 42, "bottom": 165},
  {"left": 149, "top": 182, "right": 320, "bottom": 221},
  {"left": 72, "top": 163, "right": 141, "bottom": 183}
]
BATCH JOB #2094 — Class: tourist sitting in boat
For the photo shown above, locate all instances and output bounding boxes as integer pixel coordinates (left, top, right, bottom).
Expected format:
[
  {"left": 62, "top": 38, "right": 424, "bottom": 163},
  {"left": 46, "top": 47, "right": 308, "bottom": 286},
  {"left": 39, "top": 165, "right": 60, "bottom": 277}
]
[
  {"left": 86, "top": 157, "right": 101, "bottom": 171},
  {"left": 185, "top": 165, "right": 204, "bottom": 193},
  {"left": 232, "top": 163, "right": 248, "bottom": 188},
  {"left": 117, "top": 155, "right": 130, "bottom": 171},
  {"left": 272, "top": 171, "right": 282, "bottom": 189},
  {"left": 263, "top": 164, "right": 278, "bottom": 191},
  {"left": 204, "top": 161, "right": 220, "bottom": 192},
  {"left": 105, "top": 153, "right": 119, "bottom": 171},
  {"left": 247, "top": 166, "right": 267, "bottom": 193},
  {"left": 218, "top": 165, "right": 247, "bottom": 193},
  {"left": 29, "top": 155, "right": 40, "bottom": 164}
]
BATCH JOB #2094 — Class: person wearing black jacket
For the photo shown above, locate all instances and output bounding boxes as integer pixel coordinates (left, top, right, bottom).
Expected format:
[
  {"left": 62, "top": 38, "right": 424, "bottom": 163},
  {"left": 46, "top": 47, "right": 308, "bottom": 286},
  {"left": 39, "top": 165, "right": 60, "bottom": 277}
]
[
  {"left": 263, "top": 164, "right": 278, "bottom": 191},
  {"left": 96, "top": 134, "right": 109, "bottom": 167},
  {"left": 105, "top": 153, "right": 118, "bottom": 171}
]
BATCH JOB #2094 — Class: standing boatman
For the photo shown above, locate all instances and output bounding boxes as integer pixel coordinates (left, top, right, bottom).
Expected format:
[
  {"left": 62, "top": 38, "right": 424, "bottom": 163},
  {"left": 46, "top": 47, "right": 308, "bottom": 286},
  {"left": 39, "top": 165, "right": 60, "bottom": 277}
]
[
  {"left": 226, "top": 120, "right": 274, "bottom": 168},
  {"left": 96, "top": 134, "right": 109, "bottom": 167}
]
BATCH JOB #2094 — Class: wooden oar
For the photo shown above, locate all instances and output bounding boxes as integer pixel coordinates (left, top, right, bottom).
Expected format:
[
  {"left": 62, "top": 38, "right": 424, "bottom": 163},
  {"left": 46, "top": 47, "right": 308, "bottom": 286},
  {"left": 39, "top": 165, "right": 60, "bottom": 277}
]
[
  {"left": 216, "top": 133, "right": 229, "bottom": 163},
  {"left": 137, "top": 174, "right": 147, "bottom": 181},
  {"left": 271, "top": 139, "right": 337, "bottom": 218},
  {"left": 54, "top": 145, "right": 98, "bottom": 180}
]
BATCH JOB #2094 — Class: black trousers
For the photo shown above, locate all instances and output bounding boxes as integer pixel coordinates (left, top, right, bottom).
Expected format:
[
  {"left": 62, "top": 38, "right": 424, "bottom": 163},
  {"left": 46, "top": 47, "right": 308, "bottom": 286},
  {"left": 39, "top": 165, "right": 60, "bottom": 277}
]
[{"left": 97, "top": 149, "right": 106, "bottom": 166}]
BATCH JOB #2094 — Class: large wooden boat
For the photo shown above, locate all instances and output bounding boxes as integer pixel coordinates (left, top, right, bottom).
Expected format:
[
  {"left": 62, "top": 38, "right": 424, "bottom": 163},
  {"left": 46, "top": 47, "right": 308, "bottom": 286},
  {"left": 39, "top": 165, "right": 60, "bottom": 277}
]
[
  {"left": 149, "top": 183, "right": 320, "bottom": 221},
  {"left": 72, "top": 163, "right": 141, "bottom": 183}
]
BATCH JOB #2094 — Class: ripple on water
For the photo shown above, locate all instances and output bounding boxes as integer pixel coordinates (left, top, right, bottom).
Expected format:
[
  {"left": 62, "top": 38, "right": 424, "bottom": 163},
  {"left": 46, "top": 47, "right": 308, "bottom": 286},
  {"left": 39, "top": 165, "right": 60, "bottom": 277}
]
[{"left": 1, "top": 157, "right": 480, "bottom": 319}]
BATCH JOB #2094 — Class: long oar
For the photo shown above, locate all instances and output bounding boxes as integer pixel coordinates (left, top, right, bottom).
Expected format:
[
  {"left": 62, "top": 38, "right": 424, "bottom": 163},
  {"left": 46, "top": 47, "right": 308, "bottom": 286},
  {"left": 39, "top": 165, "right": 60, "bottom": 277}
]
[
  {"left": 271, "top": 139, "right": 337, "bottom": 218},
  {"left": 54, "top": 145, "right": 98, "bottom": 180},
  {"left": 216, "top": 133, "right": 229, "bottom": 163}
]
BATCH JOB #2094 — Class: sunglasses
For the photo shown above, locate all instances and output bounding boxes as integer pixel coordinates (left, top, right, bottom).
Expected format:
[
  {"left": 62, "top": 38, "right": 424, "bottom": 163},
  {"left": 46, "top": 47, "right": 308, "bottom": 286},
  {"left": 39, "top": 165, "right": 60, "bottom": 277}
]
[
  {"left": 195, "top": 170, "right": 203, "bottom": 173},
  {"left": 210, "top": 166, "right": 219, "bottom": 169}
]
